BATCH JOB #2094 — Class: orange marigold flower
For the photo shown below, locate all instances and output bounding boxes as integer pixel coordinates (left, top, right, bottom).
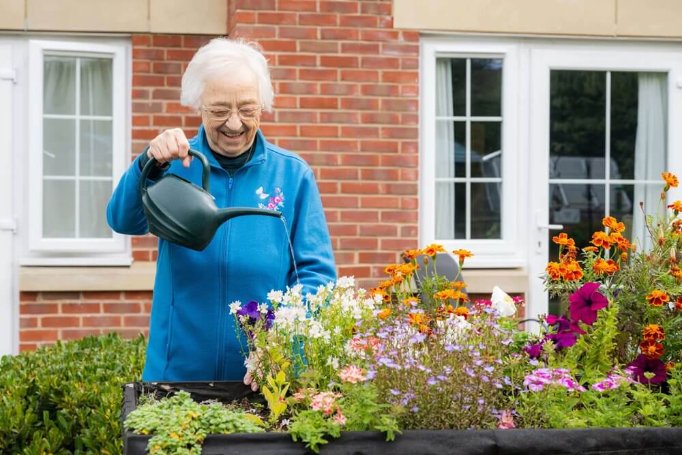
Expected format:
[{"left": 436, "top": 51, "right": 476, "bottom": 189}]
[
  {"left": 418, "top": 324, "right": 432, "bottom": 335},
  {"left": 454, "top": 306, "right": 469, "bottom": 319},
  {"left": 676, "top": 296, "right": 682, "bottom": 310},
  {"left": 590, "top": 231, "right": 612, "bottom": 249},
  {"left": 620, "top": 252, "right": 628, "bottom": 262},
  {"left": 377, "top": 308, "right": 392, "bottom": 320},
  {"left": 646, "top": 289, "right": 670, "bottom": 307},
  {"left": 668, "top": 200, "right": 682, "bottom": 214},
  {"left": 592, "top": 258, "right": 619, "bottom": 275},
  {"left": 450, "top": 281, "right": 467, "bottom": 290},
  {"left": 434, "top": 289, "right": 468, "bottom": 302},
  {"left": 452, "top": 249, "right": 473, "bottom": 264},
  {"left": 408, "top": 311, "right": 428, "bottom": 326},
  {"left": 552, "top": 232, "right": 572, "bottom": 246},
  {"left": 562, "top": 260, "right": 584, "bottom": 281},
  {"left": 546, "top": 262, "right": 563, "bottom": 280},
  {"left": 423, "top": 243, "right": 446, "bottom": 256},
  {"left": 376, "top": 280, "right": 393, "bottom": 291},
  {"left": 662, "top": 171, "right": 679, "bottom": 189},
  {"left": 602, "top": 216, "right": 625, "bottom": 233},
  {"left": 643, "top": 324, "right": 665, "bottom": 342},
  {"left": 610, "top": 232, "right": 633, "bottom": 252},
  {"left": 396, "top": 263, "right": 418, "bottom": 277},
  {"left": 384, "top": 264, "right": 399, "bottom": 275},
  {"left": 665, "top": 361, "right": 676, "bottom": 372},
  {"left": 582, "top": 246, "right": 599, "bottom": 253},
  {"left": 640, "top": 340, "right": 664, "bottom": 359},
  {"left": 433, "top": 289, "right": 457, "bottom": 301},
  {"left": 402, "top": 249, "right": 421, "bottom": 261}
]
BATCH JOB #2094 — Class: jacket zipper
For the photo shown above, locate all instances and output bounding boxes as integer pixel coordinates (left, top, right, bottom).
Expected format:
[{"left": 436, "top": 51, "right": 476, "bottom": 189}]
[{"left": 217, "top": 160, "right": 260, "bottom": 378}]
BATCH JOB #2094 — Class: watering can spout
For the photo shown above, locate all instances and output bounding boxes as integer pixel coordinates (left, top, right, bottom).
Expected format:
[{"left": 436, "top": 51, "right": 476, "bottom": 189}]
[{"left": 216, "top": 207, "right": 282, "bottom": 224}]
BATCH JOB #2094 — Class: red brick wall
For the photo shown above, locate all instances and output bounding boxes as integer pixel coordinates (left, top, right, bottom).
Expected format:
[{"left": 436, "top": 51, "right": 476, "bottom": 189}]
[
  {"left": 19, "top": 291, "right": 151, "bottom": 352},
  {"left": 19, "top": 0, "right": 420, "bottom": 350},
  {"left": 229, "top": 0, "right": 420, "bottom": 288}
]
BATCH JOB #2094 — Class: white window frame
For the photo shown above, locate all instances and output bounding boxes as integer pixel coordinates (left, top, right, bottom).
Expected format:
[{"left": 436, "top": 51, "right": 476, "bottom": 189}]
[
  {"left": 23, "top": 38, "right": 130, "bottom": 265},
  {"left": 420, "top": 37, "right": 525, "bottom": 267}
]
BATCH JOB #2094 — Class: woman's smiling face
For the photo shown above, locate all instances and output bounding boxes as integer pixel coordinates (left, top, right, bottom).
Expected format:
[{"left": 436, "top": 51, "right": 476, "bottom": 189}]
[{"left": 200, "top": 68, "right": 262, "bottom": 157}]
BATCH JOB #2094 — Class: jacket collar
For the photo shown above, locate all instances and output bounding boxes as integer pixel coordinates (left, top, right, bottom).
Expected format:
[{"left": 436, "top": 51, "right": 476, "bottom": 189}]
[{"left": 191, "top": 125, "right": 268, "bottom": 169}]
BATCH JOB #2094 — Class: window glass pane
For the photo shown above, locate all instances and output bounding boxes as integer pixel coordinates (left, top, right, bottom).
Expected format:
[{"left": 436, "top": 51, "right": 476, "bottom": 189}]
[
  {"left": 471, "top": 58, "right": 502, "bottom": 116},
  {"left": 549, "top": 182, "right": 605, "bottom": 262},
  {"left": 550, "top": 71, "right": 605, "bottom": 164},
  {"left": 43, "top": 180, "right": 75, "bottom": 238},
  {"left": 471, "top": 122, "right": 501, "bottom": 177},
  {"left": 80, "top": 57, "right": 113, "bottom": 116},
  {"left": 454, "top": 121, "right": 466, "bottom": 177},
  {"left": 610, "top": 72, "right": 638, "bottom": 180},
  {"left": 435, "top": 182, "right": 466, "bottom": 239},
  {"left": 80, "top": 119, "right": 112, "bottom": 177},
  {"left": 43, "top": 118, "right": 76, "bottom": 176},
  {"left": 44, "top": 56, "right": 76, "bottom": 115},
  {"left": 435, "top": 120, "right": 454, "bottom": 178},
  {"left": 443, "top": 58, "right": 466, "bottom": 117},
  {"left": 80, "top": 180, "right": 112, "bottom": 238},
  {"left": 471, "top": 182, "right": 501, "bottom": 239}
]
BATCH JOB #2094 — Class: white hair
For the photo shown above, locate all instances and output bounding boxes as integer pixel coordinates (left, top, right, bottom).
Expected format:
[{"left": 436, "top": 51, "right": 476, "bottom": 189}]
[{"left": 180, "top": 38, "right": 274, "bottom": 112}]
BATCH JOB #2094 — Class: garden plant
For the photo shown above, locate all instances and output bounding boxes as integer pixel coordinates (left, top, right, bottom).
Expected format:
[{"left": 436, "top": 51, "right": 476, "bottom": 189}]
[{"left": 125, "top": 173, "right": 682, "bottom": 454}]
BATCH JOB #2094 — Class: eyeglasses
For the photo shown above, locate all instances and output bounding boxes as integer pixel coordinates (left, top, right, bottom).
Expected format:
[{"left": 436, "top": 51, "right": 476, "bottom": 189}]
[{"left": 201, "top": 104, "right": 263, "bottom": 122}]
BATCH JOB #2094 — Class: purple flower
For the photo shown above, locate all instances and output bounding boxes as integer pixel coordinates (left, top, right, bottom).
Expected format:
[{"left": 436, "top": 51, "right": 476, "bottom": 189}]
[
  {"left": 626, "top": 354, "right": 667, "bottom": 385},
  {"left": 569, "top": 282, "right": 608, "bottom": 325},
  {"left": 545, "top": 314, "right": 583, "bottom": 350},
  {"left": 236, "top": 300, "right": 260, "bottom": 320},
  {"left": 236, "top": 300, "right": 274, "bottom": 331},
  {"left": 524, "top": 342, "right": 544, "bottom": 359}
]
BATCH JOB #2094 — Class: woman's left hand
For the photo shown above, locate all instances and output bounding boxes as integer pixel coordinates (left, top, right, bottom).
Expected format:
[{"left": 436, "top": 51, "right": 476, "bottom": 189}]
[{"left": 243, "top": 352, "right": 260, "bottom": 391}]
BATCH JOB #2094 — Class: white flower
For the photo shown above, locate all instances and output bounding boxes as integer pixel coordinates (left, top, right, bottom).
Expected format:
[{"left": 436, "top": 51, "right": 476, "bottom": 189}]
[
  {"left": 229, "top": 301, "right": 242, "bottom": 315},
  {"left": 336, "top": 276, "right": 355, "bottom": 289},
  {"left": 326, "top": 356, "right": 339, "bottom": 369},
  {"left": 267, "top": 290, "right": 283, "bottom": 304},
  {"left": 491, "top": 286, "right": 517, "bottom": 317},
  {"left": 258, "top": 303, "right": 269, "bottom": 314}
]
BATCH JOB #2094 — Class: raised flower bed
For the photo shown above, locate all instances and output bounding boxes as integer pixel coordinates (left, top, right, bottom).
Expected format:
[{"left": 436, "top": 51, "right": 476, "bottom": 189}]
[
  {"left": 121, "top": 381, "right": 682, "bottom": 454},
  {"left": 123, "top": 173, "right": 682, "bottom": 454}
]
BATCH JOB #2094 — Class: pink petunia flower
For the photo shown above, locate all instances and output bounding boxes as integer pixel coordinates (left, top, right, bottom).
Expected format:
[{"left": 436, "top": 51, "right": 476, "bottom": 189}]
[
  {"left": 569, "top": 282, "right": 608, "bottom": 326},
  {"left": 311, "top": 391, "right": 341, "bottom": 415},
  {"left": 339, "top": 365, "right": 367, "bottom": 384}
]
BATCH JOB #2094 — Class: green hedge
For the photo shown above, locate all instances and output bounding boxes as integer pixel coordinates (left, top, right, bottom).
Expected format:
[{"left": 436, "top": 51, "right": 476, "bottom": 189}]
[{"left": 0, "top": 333, "right": 146, "bottom": 454}]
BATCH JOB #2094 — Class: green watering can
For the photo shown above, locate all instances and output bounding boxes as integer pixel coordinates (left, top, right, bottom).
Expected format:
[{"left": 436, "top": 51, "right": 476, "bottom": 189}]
[{"left": 140, "top": 149, "right": 282, "bottom": 251}]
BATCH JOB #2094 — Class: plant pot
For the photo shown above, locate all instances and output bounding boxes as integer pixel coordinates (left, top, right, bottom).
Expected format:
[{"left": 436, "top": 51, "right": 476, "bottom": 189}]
[{"left": 121, "top": 381, "right": 682, "bottom": 455}]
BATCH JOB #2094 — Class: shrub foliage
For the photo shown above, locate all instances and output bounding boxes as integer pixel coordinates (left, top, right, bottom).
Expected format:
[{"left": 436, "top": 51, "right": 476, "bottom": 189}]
[{"left": 0, "top": 334, "right": 145, "bottom": 454}]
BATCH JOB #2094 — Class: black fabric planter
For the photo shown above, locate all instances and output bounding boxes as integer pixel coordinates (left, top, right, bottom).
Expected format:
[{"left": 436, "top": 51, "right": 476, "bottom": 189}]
[{"left": 121, "top": 381, "right": 682, "bottom": 455}]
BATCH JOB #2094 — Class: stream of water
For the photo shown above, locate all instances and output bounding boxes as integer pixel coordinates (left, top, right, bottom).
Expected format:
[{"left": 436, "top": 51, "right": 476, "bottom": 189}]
[{"left": 280, "top": 216, "right": 300, "bottom": 286}]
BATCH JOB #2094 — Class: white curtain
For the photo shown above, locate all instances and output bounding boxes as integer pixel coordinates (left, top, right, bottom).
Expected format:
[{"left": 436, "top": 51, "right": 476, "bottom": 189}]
[
  {"left": 435, "top": 59, "right": 455, "bottom": 239},
  {"left": 633, "top": 73, "right": 667, "bottom": 251},
  {"left": 43, "top": 56, "right": 113, "bottom": 238}
]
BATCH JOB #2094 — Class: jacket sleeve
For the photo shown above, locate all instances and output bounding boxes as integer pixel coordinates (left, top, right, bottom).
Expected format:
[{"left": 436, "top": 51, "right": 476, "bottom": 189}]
[
  {"left": 106, "top": 153, "right": 150, "bottom": 235},
  {"left": 289, "top": 168, "right": 337, "bottom": 296}
]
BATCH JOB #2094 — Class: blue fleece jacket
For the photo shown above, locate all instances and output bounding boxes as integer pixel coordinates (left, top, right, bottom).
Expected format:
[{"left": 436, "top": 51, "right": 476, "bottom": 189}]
[{"left": 107, "top": 127, "right": 336, "bottom": 381}]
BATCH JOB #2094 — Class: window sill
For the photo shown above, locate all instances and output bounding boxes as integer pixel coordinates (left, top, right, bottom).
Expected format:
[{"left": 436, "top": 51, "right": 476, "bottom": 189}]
[
  {"left": 463, "top": 268, "right": 528, "bottom": 294},
  {"left": 19, "top": 262, "right": 155, "bottom": 292},
  {"left": 18, "top": 264, "right": 527, "bottom": 295}
]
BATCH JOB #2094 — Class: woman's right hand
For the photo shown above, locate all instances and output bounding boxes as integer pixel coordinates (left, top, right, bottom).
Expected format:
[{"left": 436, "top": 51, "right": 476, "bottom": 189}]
[{"left": 147, "top": 128, "right": 192, "bottom": 168}]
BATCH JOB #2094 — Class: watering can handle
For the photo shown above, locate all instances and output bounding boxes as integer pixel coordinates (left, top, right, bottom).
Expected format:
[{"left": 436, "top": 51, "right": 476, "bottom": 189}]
[{"left": 140, "top": 149, "right": 211, "bottom": 194}]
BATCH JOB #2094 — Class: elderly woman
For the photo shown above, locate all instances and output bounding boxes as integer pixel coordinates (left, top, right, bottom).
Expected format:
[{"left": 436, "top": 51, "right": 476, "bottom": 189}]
[{"left": 107, "top": 38, "right": 336, "bottom": 385}]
